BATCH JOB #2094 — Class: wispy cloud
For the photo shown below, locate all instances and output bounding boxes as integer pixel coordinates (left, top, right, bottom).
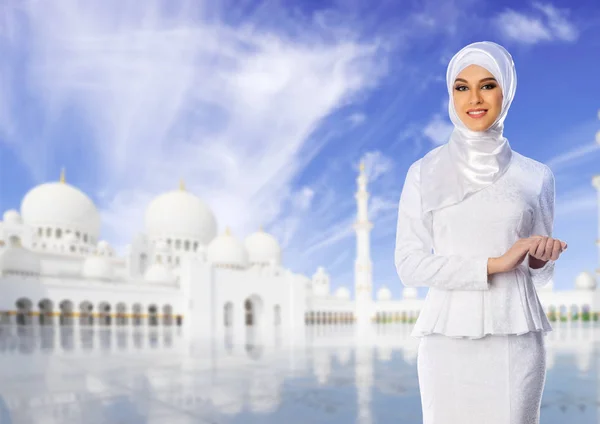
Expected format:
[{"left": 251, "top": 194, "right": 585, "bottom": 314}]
[
  {"left": 422, "top": 113, "right": 453, "bottom": 145},
  {"left": 0, "top": 1, "right": 388, "bottom": 250},
  {"left": 494, "top": 2, "right": 579, "bottom": 45}
]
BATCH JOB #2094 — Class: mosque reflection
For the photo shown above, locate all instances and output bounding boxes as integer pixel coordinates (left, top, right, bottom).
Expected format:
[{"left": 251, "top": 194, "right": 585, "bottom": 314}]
[{"left": 0, "top": 322, "right": 597, "bottom": 424}]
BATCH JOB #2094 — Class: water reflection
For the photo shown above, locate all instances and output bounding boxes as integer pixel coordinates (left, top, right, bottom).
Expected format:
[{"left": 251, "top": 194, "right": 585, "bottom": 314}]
[{"left": 0, "top": 322, "right": 596, "bottom": 424}]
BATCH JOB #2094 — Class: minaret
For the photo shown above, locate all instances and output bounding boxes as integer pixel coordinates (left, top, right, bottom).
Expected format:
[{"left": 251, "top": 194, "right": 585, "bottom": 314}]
[
  {"left": 594, "top": 109, "right": 600, "bottom": 278},
  {"left": 353, "top": 160, "right": 373, "bottom": 324}
]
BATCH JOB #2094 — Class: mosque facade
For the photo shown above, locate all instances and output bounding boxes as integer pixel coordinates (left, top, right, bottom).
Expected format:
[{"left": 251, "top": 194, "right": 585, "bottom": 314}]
[{"left": 1, "top": 133, "right": 600, "bottom": 335}]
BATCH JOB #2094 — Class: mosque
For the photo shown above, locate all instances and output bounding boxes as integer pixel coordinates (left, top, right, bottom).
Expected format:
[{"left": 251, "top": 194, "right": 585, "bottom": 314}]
[{"left": 1, "top": 121, "right": 600, "bottom": 336}]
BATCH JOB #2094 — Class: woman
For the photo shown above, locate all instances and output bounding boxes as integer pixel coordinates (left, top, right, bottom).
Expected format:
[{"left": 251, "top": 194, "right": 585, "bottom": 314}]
[{"left": 394, "top": 41, "right": 567, "bottom": 423}]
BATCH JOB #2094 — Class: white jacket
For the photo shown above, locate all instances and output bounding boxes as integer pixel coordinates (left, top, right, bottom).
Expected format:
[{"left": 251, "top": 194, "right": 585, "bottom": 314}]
[{"left": 395, "top": 150, "right": 553, "bottom": 339}]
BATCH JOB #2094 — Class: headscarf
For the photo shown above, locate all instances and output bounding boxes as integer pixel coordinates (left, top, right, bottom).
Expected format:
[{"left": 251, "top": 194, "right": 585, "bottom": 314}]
[{"left": 420, "top": 41, "right": 517, "bottom": 214}]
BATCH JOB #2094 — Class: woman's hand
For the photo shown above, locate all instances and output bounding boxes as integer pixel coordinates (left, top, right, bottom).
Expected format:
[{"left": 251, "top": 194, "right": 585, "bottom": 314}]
[
  {"left": 493, "top": 236, "right": 567, "bottom": 274},
  {"left": 528, "top": 235, "right": 567, "bottom": 261}
]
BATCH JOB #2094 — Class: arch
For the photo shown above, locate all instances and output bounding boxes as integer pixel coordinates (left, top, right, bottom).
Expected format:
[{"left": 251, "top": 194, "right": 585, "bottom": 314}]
[
  {"left": 79, "top": 300, "right": 94, "bottom": 326},
  {"left": 132, "top": 303, "right": 143, "bottom": 326},
  {"left": 116, "top": 302, "right": 128, "bottom": 326},
  {"left": 98, "top": 302, "right": 111, "bottom": 326},
  {"left": 15, "top": 298, "right": 33, "bottom": 325},
  {"left": 244, "top": 295, "right": 264, "bottom": 327},
  {"left": 273, "top": 305, "right": 281, "bottom": 326},
  {"left": 139, "top": 253, "right": 148, "bottom": 275},
  {"left": 559, "top": 305, "right": 567, "bottom": 321},
  {"left": 224, "top": 302, "right": 234, "bottom": 327},
  {"left": 162, "top": 304, "right": 173, "bottom": 326},
  {"left": 59, "top": 300, "right": 74, "bottom": 326},
  {"left": 570, "top": 304, "right": 579, "bottom": 320},
  {"left": 148, "top": 304, "right": 159, "bottom": 326},
  {"left": 38, "top": 298, "right": 54, "bottom": 326}
]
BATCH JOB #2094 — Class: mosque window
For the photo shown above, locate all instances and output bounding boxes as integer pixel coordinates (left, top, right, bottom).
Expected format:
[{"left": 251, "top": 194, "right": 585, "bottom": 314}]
[
  {"left": 193, "top": 241, "right": 198, "bottom": 251},
  {"left": 38, "top": 228, "right": 42, "bottom": 236},
  {"left": 175, "top": 239, "right": 181, "bottom": 250},
  {"left": 184, "top": 240, "right": 190, "bottom": 251},
  {"left": 46, "top": 227, "right": 51, "bottom": 237},
  {"left": 175, "top": 257, "right": 180, "bottom": 265},
  {"left": 41, "top": 243, "right": 46, "bottom": 249},
  {"left": 167, "top": 239, "right": 172, "bottom": 246},
  {"left": 56, "top": 228, "right": 62, "bottom": 239},
  {"left": 83, "top": 234, "right": 88, "bottom": 243},
  {"left": 70, "top": 245, "right": 75, "bottom": 252},
  {"left": 167, "top": 256, "right": 172, "bottom": 263},
  {"left": 75, "top": 231, "right": 80, "bottom": 239}
]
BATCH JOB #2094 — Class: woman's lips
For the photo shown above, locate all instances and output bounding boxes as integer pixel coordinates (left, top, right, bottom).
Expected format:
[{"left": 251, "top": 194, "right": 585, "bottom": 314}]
[{"left": 467, "top": 110, "right": 488, "bottom": 119}]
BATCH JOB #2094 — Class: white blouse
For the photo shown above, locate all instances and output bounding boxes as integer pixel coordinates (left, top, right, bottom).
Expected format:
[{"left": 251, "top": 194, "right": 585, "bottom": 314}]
[{"left": 394, "top": 150, "right": 554, "bottom": 339}]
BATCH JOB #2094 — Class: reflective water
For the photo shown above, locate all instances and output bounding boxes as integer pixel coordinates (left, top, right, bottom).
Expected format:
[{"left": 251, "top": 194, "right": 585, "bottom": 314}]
[{"left": 0, "top": 322, "right": 597, "bottom": 423}]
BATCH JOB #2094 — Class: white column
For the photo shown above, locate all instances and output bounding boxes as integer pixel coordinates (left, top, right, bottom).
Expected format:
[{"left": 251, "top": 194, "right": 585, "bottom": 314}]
[{"left": 354, "top": 161, "right": 374, "bottom": 325}]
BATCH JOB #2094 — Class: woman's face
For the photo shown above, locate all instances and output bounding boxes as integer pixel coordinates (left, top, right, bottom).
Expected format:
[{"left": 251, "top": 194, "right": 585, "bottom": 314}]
[{"left": 452, "top": 64, "right": 503, "bottom": 132}]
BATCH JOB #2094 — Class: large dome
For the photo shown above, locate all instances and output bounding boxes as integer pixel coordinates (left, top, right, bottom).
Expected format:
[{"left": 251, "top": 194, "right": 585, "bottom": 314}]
[
  {"left": 244, "top": 227, "right": 281, "bottom": 265},
  {"left": 207, "top": 228, "right": 248, "bottom": 269},
  {"left": 21, "top": 179, "right": 100, "bottom": 239},
  {"left": 144, "top": 186, "right": 217, "bottom": 244}
]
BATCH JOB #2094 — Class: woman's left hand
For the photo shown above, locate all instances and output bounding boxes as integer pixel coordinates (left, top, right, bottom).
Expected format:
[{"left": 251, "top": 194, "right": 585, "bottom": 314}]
[{"left": 529, "top": 235, "right": 567, "bottom": 262}]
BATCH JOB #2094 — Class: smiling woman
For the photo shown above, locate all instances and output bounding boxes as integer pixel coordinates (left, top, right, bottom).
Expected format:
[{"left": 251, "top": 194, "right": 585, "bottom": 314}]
[{"left": 452, "top": 65, "right": 504, "bottom": 132}]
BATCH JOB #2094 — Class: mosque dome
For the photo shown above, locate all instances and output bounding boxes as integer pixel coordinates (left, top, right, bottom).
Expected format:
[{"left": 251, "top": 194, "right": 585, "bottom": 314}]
[
  {"left": 377, "top": 286, "right": 392, "bottom": 301},
  {"left": 144, "top": 182, "right": 217, "bottom": 245},
  {"left": 402, "top": 287, "right": 418, "bottom": 299},
  {"left": 21, "top": 171, "right": 101, "bottom": 240},
  {"left": 207, "top": 228, "right": 248, "bottom": 269},
  {"left": 0, "top": 237, "right": 41, "bottom": 275},
  {"left": 244, "top": 227, "right": 281, "bottom": 265},
  {"left": 96, "top": 240, "right": 114, "bottom": 257},
  {"left": 335, "top": 287, "right": 351, "bottom": 300},
  {"left": 82, "top": 255, "right": 114, "bottom": 280},
  {"left": 144, "top": 262, "right": 176, "bottom": 284},
  {"left": 575, "top": 271, "right": 596, "bottom": 290},
  {"left": 3, "top": 209, "right": 22, "bottom": 225}
]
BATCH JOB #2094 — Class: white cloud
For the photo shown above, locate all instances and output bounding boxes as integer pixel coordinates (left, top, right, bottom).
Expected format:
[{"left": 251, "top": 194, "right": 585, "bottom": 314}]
[
  {"left": 348, "top": 112, "right": 366, "bottom": 126},
  {"left": 359, "top": 150, "right": 393, "bottom": 182},
  {"left": 0, "top": 1, "right": 387, "bottom": 247},
  {"left": 422, "top": 113, "right": 453, "bottom": 145},
  {"left": 494, "top": 3, "right": 579, "bottom": 44}
]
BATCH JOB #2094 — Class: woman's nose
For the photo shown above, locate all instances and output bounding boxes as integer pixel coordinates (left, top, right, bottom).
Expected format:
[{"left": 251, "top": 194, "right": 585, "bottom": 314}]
[{"left": 469, "top": 90, "right": 483, "bottom": 105}]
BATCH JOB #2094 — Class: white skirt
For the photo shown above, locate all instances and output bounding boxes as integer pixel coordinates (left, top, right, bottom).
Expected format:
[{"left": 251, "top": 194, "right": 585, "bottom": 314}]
[{"left": 417, "top": 330, "right": 547, "bottom": 424}]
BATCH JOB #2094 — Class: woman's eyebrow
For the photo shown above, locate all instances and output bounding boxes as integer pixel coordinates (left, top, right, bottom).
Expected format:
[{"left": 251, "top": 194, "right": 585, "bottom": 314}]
[{"left": 454, "top": 77, "right": 497, "bottom": 84}]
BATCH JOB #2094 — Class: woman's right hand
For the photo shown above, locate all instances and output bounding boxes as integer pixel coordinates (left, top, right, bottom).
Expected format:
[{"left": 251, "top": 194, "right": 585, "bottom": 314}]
[{"left": 493, "top": 236, "right": 566, "bottom": 274}]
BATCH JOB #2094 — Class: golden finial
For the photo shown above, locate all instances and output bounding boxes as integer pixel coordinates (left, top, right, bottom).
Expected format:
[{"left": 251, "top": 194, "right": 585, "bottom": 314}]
[
  {"left": 359, "top": 161, "right": 365, "bottom": 172},
  {"left": 225, "top": 226, "right": 231, "bottom": 236},
  {"left": 259, "top": 224, "right": 263, "bottom": 232},
  {"left": 60, "top": 167, "right": 65, "bottom": 183},
  {"left": 179, "top": 178, "right": 186, "bottom": 191}
]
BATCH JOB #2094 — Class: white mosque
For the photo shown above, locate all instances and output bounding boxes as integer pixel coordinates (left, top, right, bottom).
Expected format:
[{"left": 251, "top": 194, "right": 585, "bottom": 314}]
[{"left": 1, "top": 125, "right": 600, "bottom": 336}]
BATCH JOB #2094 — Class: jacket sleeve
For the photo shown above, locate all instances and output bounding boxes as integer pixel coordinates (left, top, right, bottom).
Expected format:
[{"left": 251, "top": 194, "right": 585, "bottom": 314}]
[
  {"left": 394, "top": 161, "right": 490, "bottom": 290},
  {"left": 528, "top": 165, "right": 556, "bottom": 288}
]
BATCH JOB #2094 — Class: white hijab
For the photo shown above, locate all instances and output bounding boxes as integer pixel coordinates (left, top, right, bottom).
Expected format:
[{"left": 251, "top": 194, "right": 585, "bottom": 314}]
[{"left": 420, "top": 41, "right": 517, "bottom": 214}]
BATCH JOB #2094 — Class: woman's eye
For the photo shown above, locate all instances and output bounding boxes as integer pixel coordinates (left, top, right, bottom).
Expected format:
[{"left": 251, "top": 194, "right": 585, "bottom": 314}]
[
  {"left": 454, "top": 86, "right": 466, "bottom": 91},
  {"left": 482, "top": 84, "right": 497, "bottom": 90}
]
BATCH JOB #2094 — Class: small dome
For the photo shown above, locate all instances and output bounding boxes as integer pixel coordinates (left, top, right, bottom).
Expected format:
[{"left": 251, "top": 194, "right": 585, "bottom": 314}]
[
  {"left": 144, "top": 187, "right": 217, "bottom": 244},
  {"left": 3, "top": 209, "right": 22, "bottom": 224},
  {"left": 21, "top": 179, "right": 101, "bottom": 240},
  {"left": 96, "top": 240, "right": 114, "bottom": 257},
  {"left": 403, "top": 287, "right": 418, "bottom": 299},
  {"left": 207, "top": 228, "right": 248, "bottom": 269},
  {"left": 575, "top": 271, "right": 596, "bottom": 290},
  {"left": 335, "top": 287, "right": 351, "bottom": 300},
  {"left": 377, "top": 286, "right": 392, "bottom": 301},
  {"left": 144, "top": 263, "right": 176, "bottom": 284},
  {"left": 0, "top": 244, "right": 40, "bottom": 275},
  {"left": 82, "top": 256, "right": 113, "bottom": 280},
  {"left": 244, "top": 228, "right": 281, "bottom": 265}
]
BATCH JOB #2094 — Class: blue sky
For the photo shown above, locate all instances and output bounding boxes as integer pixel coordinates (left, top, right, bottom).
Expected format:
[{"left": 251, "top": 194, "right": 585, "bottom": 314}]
[{"left": 0, "top": 0, "right": 599, "bottom": 299}]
